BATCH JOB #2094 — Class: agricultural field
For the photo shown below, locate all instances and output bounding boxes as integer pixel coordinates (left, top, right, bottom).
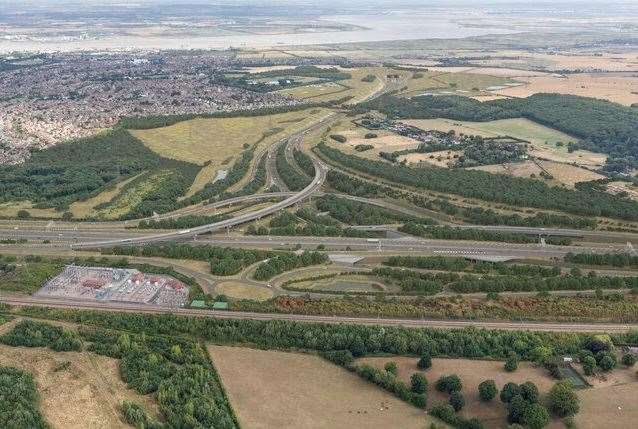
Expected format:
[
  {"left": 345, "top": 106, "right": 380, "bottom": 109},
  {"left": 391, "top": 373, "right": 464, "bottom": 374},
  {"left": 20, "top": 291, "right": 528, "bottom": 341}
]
[
  {"left": 492, "top": 73, "right": 638, "bottom": 106},
  {"left": 0, "top": 343, "right": 160, "bottom": 429},
  {"left": 397, "top": 70, "right": 519, "bottom": 99},
  {"left": 208, "top": 345, "right": 440, "bottom": 429},
  {"left": 536, "top": 160, "right": 606, "bottom": 188}
]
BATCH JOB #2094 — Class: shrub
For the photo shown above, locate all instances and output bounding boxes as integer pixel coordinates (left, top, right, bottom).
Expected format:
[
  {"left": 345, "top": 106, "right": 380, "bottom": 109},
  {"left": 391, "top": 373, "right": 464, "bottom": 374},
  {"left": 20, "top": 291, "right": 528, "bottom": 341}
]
[
  {"left": 500, "top": 382, "right": 522, "bottom": 403},
  {"left": 599, "top": 354, "right": 616, "bottom": 371},
  {"left": 582, "top": 356, "right": 597, "bottom": 375},
  {"left": 417, "top": 353, "right": 432, "bottom": 370},
  {"left": 411, "top": 372, "right": 428, "bottom": 394},
  {"left": 436, "top": 374, "right": 462, "bottom": 393},
  {"left": 504, "top": 356, "right": 519, "bottom": 372},
  {"left": 385, "top": 361, "right": 398, "bottom": 375},
  {"left": 523, "top": 403, "right": 551, "bottom": 429},
  {"left": 520, "top": 381, "right": 539, "bottom": 403},
  {"left": 478, "top": 379, "right": 497, "bottom": 401},
  {"left": 548, "top": 381, "right": 580, "bottom": 418},
  {"left": 621, "top": 353, "right": 636, "bottom": 367},
  {"left": 449, "top": 391, "right": 465, "bottom": 411}
]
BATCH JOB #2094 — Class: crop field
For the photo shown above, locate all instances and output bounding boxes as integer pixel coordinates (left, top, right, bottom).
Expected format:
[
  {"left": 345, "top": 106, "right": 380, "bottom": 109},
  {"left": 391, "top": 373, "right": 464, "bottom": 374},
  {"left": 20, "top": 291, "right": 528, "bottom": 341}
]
[
  {"left": 213, "top": 281, "right": 274, "bottom": 301},
  {"left": 357, "top": 356, "right": 559, "bottom": 428},
  {"left": 0, "top": 343, "right": 160, "bottom": 429},
  {"left": 208, "top": 345, "right": 439, "bottom": 429},
  {"left": 492, "top": 73, "right": 638, "bottom": 106}
]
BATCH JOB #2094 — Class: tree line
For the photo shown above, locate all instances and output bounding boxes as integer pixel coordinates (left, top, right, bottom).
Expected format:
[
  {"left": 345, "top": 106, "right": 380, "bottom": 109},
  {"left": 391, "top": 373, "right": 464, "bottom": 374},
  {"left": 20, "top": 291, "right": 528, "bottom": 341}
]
[
  {"left": 565, "top": 252, "right": 638, "bottom": 268},
  {"left": 399, "top": 223, "right": 571, "bottom": 245},
  {"left": 253, "top": 251, "right": 328, "bottom": 280},
  {"left": 317, "top": 142, "right": 638, "bottom": 220},
  {"left": 276, "top": 142, "right": 312, "bottom": 191}
]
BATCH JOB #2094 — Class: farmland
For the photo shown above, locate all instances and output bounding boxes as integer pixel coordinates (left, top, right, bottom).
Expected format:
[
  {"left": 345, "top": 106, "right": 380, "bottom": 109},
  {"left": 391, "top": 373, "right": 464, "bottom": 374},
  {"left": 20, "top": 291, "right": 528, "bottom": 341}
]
[
  {"left": 397, "top": 70, "right": 519, "bottom": 99},
  {"left": 208, "top": 345, "right": 441, "bottom": 429}
]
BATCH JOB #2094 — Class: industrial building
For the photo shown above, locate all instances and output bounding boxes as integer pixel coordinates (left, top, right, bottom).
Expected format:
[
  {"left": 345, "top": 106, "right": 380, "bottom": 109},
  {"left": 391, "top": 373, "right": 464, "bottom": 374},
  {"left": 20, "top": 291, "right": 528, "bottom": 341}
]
[{"left": 37, "top": 265, "right": 189, "bottom": 308}]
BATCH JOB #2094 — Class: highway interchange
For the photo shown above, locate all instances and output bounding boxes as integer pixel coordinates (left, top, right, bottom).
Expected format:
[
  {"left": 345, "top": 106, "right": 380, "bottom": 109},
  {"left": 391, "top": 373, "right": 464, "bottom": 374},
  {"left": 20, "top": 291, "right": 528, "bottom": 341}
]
[{"left": 1, "top": 74, "right": 637, "bottom": 333}]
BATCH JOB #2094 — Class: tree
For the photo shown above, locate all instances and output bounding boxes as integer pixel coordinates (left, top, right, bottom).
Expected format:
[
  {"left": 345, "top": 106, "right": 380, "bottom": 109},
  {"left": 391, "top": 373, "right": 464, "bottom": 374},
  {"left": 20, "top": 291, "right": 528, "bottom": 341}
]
[
  {"left": 520, "top": 381, "right": 539, "bottom": 403},
  {"left": 384, "top": 361, "right": 398, "bottom": 375},
  {"left": 417, "top": 352, "right": 432, "bottom": 370},
  {"left": 548, "top": 382, "right": 580, "bottom": 418},
  {"left": 500, "top": 382, "right": 521, "bottom": 403},
  {"left": 523, "top": 403, "right": 551, "bottom": 429},
  {"left": 504, "top": 356, "right": 518, "bottom": 372},
  {"left": 507, "top": 394, "right": 528, "bottom": 424},
  {"left": 62, "top": 211, "right": 73, "bottom": 221},
  {"left": 478, "top": 379, "right": 497, "bottom": 401},
  {"left": 449, "top": 391, "right": 465, "bottom": 411},
  {"left": 599, "top": 354, "right": 616, "bottom": 371},
  {"left": 411, "top": 372, "right": 428, "bottom": 394},
  {"left": 436, "top": 374, "right": 462, "bottom": 393},
  {"left": 621, "top": 353, "right": 636, "bottom": 367},
  {"left": 582, "top": 356, "right": 596, "bottom": 375},
  {"left": 16, "top": 210, "right": 31, "bottom": 219}
]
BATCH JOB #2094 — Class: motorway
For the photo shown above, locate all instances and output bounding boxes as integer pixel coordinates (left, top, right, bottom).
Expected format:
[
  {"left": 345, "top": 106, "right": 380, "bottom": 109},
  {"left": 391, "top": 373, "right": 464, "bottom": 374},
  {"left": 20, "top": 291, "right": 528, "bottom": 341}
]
[{"left": 2, "top": 294, "right": 636, "bottom": 333}]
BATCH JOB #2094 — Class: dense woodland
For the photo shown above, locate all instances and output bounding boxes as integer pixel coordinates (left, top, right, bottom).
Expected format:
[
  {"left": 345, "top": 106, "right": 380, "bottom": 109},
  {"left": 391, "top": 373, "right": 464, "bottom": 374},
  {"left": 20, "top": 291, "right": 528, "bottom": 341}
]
[
  {"left": 0, "top": 365, "right": 49, "bottom": 429},
  {"left": 102, "top": 244, "right": 275, "bottom": 276},
  {"left": 0, "top": 129, "right": 161, "bottom": 210},
  {"left": 317, "top": 142, "right": 638, "bottom": 220},
  {"left": 276, "top": 143, "right": 312, "bottom": 191},
  {"left": 315, "top": 195, "right": 434, "bottom": 225},
  {"left": 253, "top": 251, "right": 328, "bottom": 280},
  {"left": 359, "top": 93, "right": 638, "bottom": 169},
  {"left": 565, "top": 252, "right": 638, "bottom": 268}
]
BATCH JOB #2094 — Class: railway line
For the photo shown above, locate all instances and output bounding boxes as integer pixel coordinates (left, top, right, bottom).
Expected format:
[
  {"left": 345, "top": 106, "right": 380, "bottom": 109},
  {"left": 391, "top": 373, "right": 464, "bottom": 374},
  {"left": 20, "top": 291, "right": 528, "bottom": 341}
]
[{"left": 2, "top": 294, "right": 636, "bottom": 333}]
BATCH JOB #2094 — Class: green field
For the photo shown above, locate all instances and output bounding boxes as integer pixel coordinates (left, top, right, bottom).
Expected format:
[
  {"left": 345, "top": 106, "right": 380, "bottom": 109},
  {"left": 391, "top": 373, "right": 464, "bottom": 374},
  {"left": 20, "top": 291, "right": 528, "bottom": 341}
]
[{"left": 398, "top": 70, "right": 517, "bottom": 98}]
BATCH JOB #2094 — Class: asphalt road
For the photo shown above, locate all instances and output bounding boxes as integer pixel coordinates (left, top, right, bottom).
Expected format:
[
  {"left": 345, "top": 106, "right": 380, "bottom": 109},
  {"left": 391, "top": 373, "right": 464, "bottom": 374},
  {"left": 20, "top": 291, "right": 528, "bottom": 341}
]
[{"left": 1, "top": 294, "right": 635, "bottom": 333}]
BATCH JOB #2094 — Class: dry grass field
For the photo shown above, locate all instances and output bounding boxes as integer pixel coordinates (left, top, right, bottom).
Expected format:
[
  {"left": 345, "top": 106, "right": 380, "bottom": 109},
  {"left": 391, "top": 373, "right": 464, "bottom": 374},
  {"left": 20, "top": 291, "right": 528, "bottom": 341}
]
[
  {"left": 404, "top": 118, "right": 606, "bottom": 168},
  {"left": 208, "top": 345, "right": 443, "bottom": 429},
  {"left": 0, "top": 344, "right": 160, "bottom": 429},
  {"left": 398, "top": 70, "right": 518, "bottom": 98},
  {"left": 0, "top": 200, "right": 63, "bottom": 219},
  {"left": 400, "top": 150, "right": 462, "bottom": 168},
  {"left": 214, "top": 281, "right": 274, "bottom": 301},
  {"left": 469, "top": 160, "right": 543, "bottom": 178},
  {"left": 276, "top": 67, "right": 389, "bottom": 104},
  {"left": 357, "top": 356, "right": 559, "bottom": 429},
  {"left": 493, "top": 73, "right": 638, "bottom": 106},
  {"left": 537, "top": 160, "right": 605, "bottom": 187},
  {"left": 68, "top": 173, "right": 145, "bottom": 218}
]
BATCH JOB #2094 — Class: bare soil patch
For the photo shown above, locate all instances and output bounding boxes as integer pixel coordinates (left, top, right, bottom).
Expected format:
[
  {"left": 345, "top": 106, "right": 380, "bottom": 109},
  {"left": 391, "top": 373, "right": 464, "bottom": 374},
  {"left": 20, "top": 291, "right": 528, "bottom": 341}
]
[{"left": 208, "top": 345, "right": 441, "bottom": 429}]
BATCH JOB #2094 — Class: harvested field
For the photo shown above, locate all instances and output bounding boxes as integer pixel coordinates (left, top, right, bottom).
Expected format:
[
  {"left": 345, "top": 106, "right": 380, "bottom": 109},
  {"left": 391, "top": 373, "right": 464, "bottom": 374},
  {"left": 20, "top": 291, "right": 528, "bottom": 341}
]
[
  {"left": 0, "top": 344, "right": 160, "bottom": 429},
  {"left": 358, "top": 356, "right": 558, "bottom": 429},
  {"left": 208, "top": 345, "right": 442, "bottom": 429},
  {"left": 214, "top": 281, "right": 273, "bottom": 301},
  {"left": 537, "top": 160, "right": 605, "bottom": 187},
  {"left": 492, "top": 73, "right": 638, "bottom": 106}
]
